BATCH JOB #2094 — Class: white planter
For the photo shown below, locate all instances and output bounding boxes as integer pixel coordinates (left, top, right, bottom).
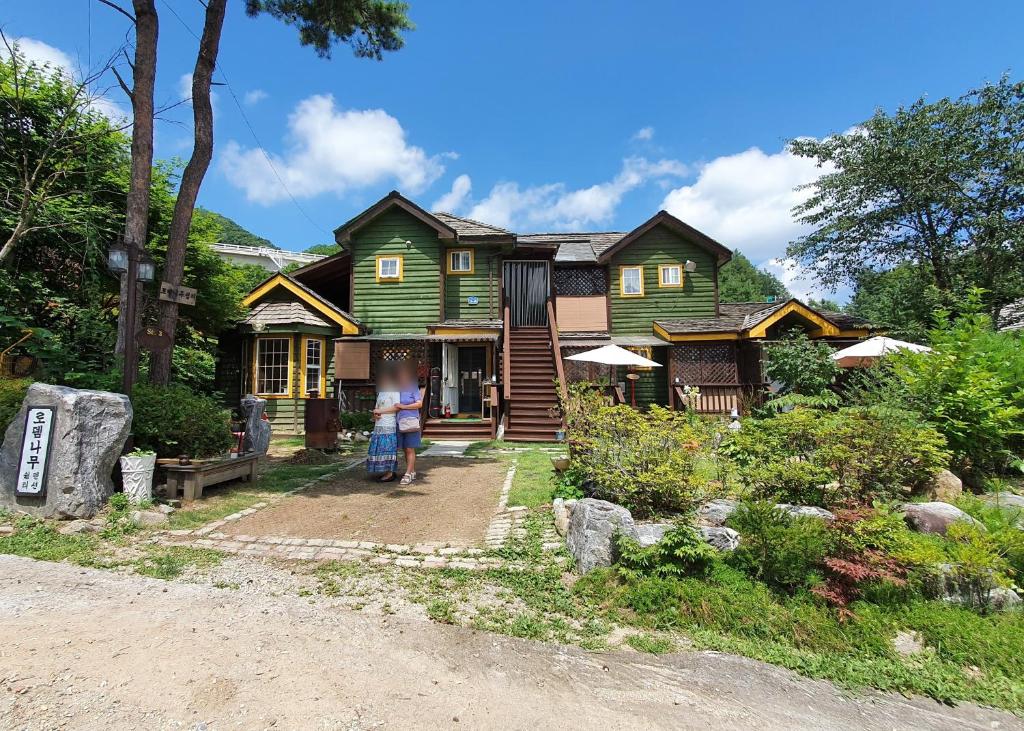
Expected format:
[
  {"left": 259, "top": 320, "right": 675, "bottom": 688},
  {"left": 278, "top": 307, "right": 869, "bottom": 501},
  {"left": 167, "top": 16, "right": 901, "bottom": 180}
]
[{"left": 120, "top": 453, "right": 156, "bottom": 504}]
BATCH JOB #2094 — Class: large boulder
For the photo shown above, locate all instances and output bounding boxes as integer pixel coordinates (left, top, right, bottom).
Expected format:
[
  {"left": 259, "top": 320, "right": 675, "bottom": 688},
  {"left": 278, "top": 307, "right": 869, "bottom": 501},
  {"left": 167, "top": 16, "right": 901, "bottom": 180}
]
[
  {"left": 635, "top": 523, "right": 672, "bottom": 548},
  {"left": 698, "top": 499, "right": 738, "bottom": 526},
  {"left": 699, "top": 526, "right": 741, "bottom": 552},
  {"left": 776, "top": 504, "right": 835, "bottom": 522},
  {"left": 903, "top": 502, "right": 983, "bottom": 535},
  {"left": 0, "top": 383, "right": 132, "bottom": 519},
  {"left": 552, "top": 497, "right": 573, "bottom": 537},
  {"left": 925, "top": 469, "right": 963, "bottom": 503},
  {"left": 980, "top": 492, "right": 1024, "bottom": 514},
  {"left": 240, "top": 395, "right": 271, "bottom": 455},
  {"left": 923, "top": 563, "right": 1022, "bottom": 611},
  {"left": 567, "top": 499, "right": 638, "bottom": 573}
]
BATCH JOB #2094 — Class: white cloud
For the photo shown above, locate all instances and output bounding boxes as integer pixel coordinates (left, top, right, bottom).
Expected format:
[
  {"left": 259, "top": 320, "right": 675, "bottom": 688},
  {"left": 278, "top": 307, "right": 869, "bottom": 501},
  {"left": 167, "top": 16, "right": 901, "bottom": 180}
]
[
  {"left": 632, "top": 126, "right": 655, "bottom": 141},
  {"left": 460, "top": 157, "right": 688, "bottom": 230},
  {"left": 244, "top": 89, "right": 267, "bottom": 105},
  {"left": 220, "top": 94, "right": 446, "bottom": 204},
  {"left": 761, "top": 258, "right": 852, "bottom": 304},
  {"left": 432, "top": 174, "right": 472, "bottom": 212},
  {"left": 3, "top": 37, "right": 123, "bottom": 119},
  {"left": 661, "top": 145, "right": 830, "bottom": 265}
]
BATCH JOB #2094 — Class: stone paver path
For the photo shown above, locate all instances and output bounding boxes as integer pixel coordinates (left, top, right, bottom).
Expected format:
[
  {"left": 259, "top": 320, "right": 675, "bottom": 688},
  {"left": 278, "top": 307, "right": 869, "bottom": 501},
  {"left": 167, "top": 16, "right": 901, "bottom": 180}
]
[{"left": 420, "top": 440, "right": 472, "bottom": 457}]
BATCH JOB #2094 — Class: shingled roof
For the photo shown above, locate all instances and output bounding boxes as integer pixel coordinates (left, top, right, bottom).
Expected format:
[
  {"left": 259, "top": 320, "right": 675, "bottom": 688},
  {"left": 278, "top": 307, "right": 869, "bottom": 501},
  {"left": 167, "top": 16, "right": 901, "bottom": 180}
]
[
  {"left": 655, "top": 300, "right": 873, "bottom": 337},
  {"left": 243, "top": 301, "right": 334, "bottom": 328},
  {"left": 516, "top": 232, "right": 627, "bottom": 262},
  {"left": 432, "top": 212, "right": 512, "bottom": 239}
]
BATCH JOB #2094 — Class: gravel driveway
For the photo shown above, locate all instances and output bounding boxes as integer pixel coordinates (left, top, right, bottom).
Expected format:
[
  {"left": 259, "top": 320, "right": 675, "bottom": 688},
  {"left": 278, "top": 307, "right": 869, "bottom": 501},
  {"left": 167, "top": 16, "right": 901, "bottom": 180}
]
[{"left": 1, "top": 555, "right": 1020, "bottom": 731}]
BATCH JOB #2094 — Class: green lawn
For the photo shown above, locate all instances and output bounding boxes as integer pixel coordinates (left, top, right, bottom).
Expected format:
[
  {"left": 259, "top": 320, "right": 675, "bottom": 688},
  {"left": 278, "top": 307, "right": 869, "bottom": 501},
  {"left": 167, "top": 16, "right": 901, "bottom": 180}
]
[{"left": 464, "top": 441, "right": 563, "bottom": 508}]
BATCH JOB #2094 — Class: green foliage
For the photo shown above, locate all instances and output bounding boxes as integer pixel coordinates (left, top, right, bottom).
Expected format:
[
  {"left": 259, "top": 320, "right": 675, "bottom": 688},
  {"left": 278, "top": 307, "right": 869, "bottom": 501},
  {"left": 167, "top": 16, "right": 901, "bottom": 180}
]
[
  {"left": 764, "top": 329, "right": 840, "bottom": 396},
  {"left": 0, "top": 515, "right": 99, "bottom": 564},
  {"left": 561, "top": 384, "right": 719, "bottom": 517},
  {"left": 717, "top": 250, "right": 789, "bottom": 303},
  {"left": 727, "top": 406, "right": 949, "bottom": 507},
  {"left": 197, "top": 208, "right": 276, "bottom": 249},
  {"left": 130, "top": 383, "right": 233, "bottom": 458},
  {"left": 846, "top": 265, "right": 946, "bottom": 341},
  {"left": 789, "top": 76, "right": 1024, "bottom": 318},
  {"left": 339, "top": 410, "right": 373, "bottom": 432},
  {"left": 727, "top": 501, "right": 828, "bottom": 592},
  {"left": 625, "top": 633, "right": 675, "bottom": 654},
  {"left": 0, "top": 378, "right": 30, "bottom": 429},
  {"left": 133, "top": 546, "right": 223, "bottom": 580},
  {"left": 304, "top": 243, "right": 342, "bottom": 256},
  {"left": 615, "top": 524, "right": 718, "bottom": 580}
]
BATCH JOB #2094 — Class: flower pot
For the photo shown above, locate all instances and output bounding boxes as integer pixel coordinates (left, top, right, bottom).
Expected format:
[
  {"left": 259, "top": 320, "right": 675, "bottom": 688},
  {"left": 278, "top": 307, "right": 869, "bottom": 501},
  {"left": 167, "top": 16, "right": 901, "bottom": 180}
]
[
  {"left": 120, "top": 453, "right": 156, "bottom": 504},
  {"left": 550, "top": 456, "right": 570, "bottom": 472}
]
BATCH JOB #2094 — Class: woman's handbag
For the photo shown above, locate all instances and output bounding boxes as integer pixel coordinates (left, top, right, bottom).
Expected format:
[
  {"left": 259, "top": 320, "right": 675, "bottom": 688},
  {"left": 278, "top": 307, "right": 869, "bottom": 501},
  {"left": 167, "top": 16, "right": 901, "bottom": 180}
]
[{"left": 398, "top": 413, "right": 421, "bottom": 433}]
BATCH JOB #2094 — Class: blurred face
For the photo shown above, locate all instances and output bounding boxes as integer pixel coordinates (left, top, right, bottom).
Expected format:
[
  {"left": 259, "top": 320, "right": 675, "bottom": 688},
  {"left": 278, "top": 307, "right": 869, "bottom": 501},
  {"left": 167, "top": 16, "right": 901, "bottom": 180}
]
[{"left": 398, "top": 361, "right": 415, "bottom": 385}]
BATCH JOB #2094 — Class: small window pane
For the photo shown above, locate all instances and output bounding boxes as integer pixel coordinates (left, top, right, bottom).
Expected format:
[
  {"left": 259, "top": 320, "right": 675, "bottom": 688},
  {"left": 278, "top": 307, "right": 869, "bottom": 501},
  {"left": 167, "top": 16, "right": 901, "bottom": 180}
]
[
  {"left": 379, "top": 258, "right": 400, "bottom": 278},
  {"left": 256, "top": 338, "right": 290, "bottom": 395},
  {"left": 661, "top": 266, "right": 681, "bottom": 285},
  {"left": 304, "top": 339, "right": 322, "bottom": 395},
  {"left": 450, "top": 251, "right": 471, "bottom": 272},
  {"left": 622, "top": 267, "right": 642, "bottom": 295}
]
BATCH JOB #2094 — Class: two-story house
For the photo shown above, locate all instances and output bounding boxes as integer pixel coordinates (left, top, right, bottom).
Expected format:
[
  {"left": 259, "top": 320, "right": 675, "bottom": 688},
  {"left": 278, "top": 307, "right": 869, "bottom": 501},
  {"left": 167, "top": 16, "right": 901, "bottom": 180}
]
[{"left": 217, "top": 191, "right": 874, "bottom": 440}]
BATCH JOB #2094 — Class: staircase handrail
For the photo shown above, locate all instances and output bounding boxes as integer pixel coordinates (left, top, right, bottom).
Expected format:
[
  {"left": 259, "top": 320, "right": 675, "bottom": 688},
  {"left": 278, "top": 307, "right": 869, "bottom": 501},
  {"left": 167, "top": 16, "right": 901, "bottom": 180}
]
[
  {"left": 502, "top": 303, "right": 511, "bottom": 401},
  {"left": 546, "top": 297, "right": 568, "bottom": 404}
]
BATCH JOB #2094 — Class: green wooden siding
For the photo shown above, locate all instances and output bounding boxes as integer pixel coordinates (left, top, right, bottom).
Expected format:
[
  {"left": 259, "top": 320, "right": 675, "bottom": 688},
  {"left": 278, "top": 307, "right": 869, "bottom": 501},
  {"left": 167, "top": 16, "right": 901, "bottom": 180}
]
[
  {"left": 253, "top": 330, "right": 337, "bottom": 435},
  {"left": 350, "top": 208, "right": 442, "bottom": 333},
  {"left": 609, "top": 225, "right": 716, "bottom": 334},
  {"left": 444, "top": 246, "right": 500, "bottom": 319},
  {"left": 616, "top": 347, "right": 669, "bottom": 408}
]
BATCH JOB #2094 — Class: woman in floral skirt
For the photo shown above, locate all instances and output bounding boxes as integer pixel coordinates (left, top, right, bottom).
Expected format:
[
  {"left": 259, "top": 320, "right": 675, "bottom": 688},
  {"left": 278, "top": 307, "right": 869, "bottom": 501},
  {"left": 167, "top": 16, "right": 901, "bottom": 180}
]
[{"left": 367, "top": 367, "right": 399, "bottom": 482}]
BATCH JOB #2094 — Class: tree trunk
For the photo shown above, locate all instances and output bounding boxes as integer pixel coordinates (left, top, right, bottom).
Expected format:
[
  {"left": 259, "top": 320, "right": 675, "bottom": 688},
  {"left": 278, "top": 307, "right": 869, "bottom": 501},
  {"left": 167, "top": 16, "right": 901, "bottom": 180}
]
[
  {"left": 115, "top": 0, "right": 159, "bottom": 357},
  {"left": 148, "top": 0, "right": 227, "bottom": 385}
]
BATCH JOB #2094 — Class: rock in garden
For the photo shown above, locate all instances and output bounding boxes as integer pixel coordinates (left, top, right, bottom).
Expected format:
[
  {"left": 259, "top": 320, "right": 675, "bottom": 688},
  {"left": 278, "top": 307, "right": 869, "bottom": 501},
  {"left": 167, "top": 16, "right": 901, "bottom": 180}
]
[
  {"left": 552, "top": 498, "right": 570, "bottom": 536},
  {"left": 698, "top": 499, "right": 738, "bottom": 526},
  {"left": 566, "top": 498, "right": 638, "bottom": 574},
  {"left": 156, "top": 503, "right": 176, "bottom": 515},
  {"left": 776, "top": 504, "right": 835, "bottom": 522},
  {"left": 58, "top": 520, "right": 101, "bottom": 535},
  {"left": 699, "top": 526, "right": 740, "bottom": 551},
  {"left": 925, "top": 469, "right": 963, "bottom": 502},
  {"left": 635, "top": 523, "right": 672, "bottom": 548},
  {"left": 0, "top": 383, "right": 132, "bottom": 519},
  {"left": 130, "top": 510, "right": 168, "bottom": 528},
  {"left": 903, "top": 502, "right": 982, "bottom": 535},
  {"left": 240, "top": 395, "right": 272, "bottom": 455},
  {"left": 980, "top": 492, "right": 1024, "bottom": 514}
]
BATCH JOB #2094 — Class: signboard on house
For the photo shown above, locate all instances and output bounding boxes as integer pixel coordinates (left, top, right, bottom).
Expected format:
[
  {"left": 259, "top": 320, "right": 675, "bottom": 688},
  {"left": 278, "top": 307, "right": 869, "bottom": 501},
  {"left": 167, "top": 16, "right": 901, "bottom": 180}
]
[
  {"left": 15, "top": 406, "right": 54, "bottom": 497},
  {"left": 158, "top": 282, "right": 198, "bottom": 306}
]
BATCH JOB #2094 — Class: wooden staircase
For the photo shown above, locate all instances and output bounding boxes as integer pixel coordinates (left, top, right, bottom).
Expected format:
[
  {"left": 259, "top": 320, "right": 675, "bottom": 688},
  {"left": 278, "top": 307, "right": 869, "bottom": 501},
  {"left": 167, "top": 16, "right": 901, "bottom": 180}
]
[
  {"left": 504, "top": 326, "right": 563, "bottom": 442},
  {"left": 423, "top": 418, "right": 493, "bottom": 441}
]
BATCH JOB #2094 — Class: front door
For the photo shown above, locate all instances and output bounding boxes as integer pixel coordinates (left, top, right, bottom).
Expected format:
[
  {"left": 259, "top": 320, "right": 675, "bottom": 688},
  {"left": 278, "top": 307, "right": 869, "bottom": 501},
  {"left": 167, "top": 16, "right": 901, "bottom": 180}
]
[
  {"left": 457, "top": 346, "right": 486, "bottom": 414},
  {"left": 503, "top": 261, "right": 549, "bottom": 326}
]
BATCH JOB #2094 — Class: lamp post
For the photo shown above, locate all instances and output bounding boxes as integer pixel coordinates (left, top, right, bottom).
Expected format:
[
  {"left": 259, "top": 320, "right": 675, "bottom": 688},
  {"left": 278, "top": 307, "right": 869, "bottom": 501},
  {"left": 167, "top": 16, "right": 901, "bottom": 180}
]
[{"left": 108, "top": 237, "right": 155, "bottom": 395}]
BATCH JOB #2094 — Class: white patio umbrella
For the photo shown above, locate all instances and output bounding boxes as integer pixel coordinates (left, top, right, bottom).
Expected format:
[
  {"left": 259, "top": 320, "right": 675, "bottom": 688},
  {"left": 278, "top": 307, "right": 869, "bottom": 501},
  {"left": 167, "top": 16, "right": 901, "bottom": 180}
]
[
  {"left": 566, "top": 344, "right": 661, "bottom": 407},
  {"left": 831, "top": 336, "right": 931, "bottom": 368}
]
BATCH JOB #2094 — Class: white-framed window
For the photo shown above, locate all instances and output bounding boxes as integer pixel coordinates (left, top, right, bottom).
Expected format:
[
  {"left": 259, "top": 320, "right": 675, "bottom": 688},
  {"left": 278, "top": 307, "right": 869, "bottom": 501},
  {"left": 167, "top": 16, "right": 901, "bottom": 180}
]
[
  {"left": 659, "top": 264, "right": 683, "bottom": 288},
  {"left": 447, "top": 249, "right": 473, "bottom": 274},
  {"left": 255, "top": 337, "right": 291, "bottom": 396},
  {"left": 620, "top": 265, "right": 644, "bottom": 297},
  {"left": 376, "top": 255, "right": 403, "bottom": 281},
  {"left": 303, "top": 336, "right": 324, "bottom": 396}
]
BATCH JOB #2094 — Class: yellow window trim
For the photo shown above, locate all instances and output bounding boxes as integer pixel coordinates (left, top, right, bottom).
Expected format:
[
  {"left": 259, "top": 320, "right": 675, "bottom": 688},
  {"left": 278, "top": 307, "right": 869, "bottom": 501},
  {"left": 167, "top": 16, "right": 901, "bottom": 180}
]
[
  {"left": 619, "top": 265, "right": 644, "bottom": 298},
  {"left": 241, "top": 274, "right": 360, "bottom": 334},
  {"left": 300, "top": 335, "right": 327, "bottom": 398},
  {"left": 746, "top": 301, "right": 839, "bottom": 338},
  {"left": 446, "top": 248, "right": 475, "bottom": 275},
  {"left": 375, "top": 254, "right": 404, "bottom": 282},
  {"left": 653, "top": 323, "right": 739, "bottom": 342},
  {"left": 658, "top": 263, "right": 684, "bottom": 288},
  {"left": 628, "top": 345, "right": 655, "bottom": 371},
  {"left": 252, "top": 335, "right": 293, "bottom": 399}
]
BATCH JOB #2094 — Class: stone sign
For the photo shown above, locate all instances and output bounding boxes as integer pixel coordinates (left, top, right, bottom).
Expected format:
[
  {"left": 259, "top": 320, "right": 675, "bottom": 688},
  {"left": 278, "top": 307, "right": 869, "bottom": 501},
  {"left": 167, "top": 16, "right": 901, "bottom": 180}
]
[
  {"left": 14, "top": 406, "right": 54, "bottom": 497},
  {"left": 0, "top": 383, "right": 132, "bottom": 519}
]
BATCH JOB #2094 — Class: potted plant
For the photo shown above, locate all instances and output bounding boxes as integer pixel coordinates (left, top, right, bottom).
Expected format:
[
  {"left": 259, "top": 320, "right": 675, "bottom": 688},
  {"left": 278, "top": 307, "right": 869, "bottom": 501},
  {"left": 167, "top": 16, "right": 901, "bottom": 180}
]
[{"left": 120, "top": 449, "right": 157, "bottom": 504}]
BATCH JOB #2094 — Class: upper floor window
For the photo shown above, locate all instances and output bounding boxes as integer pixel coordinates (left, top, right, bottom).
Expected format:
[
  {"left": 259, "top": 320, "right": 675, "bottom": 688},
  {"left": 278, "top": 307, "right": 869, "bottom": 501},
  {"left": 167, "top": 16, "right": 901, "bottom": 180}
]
[
  {"left": 659, "top": 264, "right": 683, "bottom": 288},
  {"left": 620, "top": 265, "right": 644, "bottom": 297},
  {"left": 447, "top": 249, "right": 474, "bottom": 274},
  {"left": 376, "top": 255, "right": 403, "bottom": 282}
]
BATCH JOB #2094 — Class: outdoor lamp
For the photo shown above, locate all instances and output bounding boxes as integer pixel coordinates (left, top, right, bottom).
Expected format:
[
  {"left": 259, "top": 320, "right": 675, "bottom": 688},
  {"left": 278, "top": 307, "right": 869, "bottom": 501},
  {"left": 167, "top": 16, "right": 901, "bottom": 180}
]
[
  {"left": 107, "top": 240, "right": 128, "bottom": 274},
  {"left": 137, "top": 252, "right": 156, "bottom": 283},
  {"left": 684, "top": 260, "right": 697, "bottom": 273}
]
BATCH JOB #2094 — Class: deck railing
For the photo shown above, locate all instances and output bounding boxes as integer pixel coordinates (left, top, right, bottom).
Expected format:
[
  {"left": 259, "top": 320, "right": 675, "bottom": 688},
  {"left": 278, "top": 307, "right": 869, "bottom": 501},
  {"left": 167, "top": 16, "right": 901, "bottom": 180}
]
[
  {"left": 502, "top": 303, "right": 511, "bottom": 401},
  {"left": 546, "top": 297, "right": 568, "bottom": 405}
]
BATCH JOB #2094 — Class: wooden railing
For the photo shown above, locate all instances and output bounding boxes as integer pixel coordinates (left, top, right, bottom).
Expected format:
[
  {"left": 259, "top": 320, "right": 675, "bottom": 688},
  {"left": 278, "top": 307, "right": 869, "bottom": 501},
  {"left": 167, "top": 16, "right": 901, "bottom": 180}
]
[
  {"left": 502, "top": 303, "right": 511, "bottom": 401},
  {"left": 673, "top": 384, "right": 742, "bottom": 414},
  {"left": 489, "top": 384, "right": 499, "bottom": 438},
  {"left": 546, "top": 297, "right": 568, "bottom": 404},
  {"left": 612, "top": 386, "right": 627, "bottom": 405}
]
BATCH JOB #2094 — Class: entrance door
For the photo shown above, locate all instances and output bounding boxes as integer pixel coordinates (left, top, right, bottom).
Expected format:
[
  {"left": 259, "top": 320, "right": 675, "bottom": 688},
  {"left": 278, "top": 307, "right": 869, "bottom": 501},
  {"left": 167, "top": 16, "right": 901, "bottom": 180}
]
[
  {"left": 457, "top": 346, "right": 486, "bottom": 415},
  {"left": 504, "top": 261, "right": 549, "bottom": 326}
]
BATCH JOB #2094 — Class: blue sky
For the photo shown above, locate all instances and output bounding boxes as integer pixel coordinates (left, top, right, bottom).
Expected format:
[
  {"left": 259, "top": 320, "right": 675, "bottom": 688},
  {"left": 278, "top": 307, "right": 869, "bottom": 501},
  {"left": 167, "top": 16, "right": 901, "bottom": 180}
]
[{"left": 6, "top": 1, "right": 1024, "bottom": 298}]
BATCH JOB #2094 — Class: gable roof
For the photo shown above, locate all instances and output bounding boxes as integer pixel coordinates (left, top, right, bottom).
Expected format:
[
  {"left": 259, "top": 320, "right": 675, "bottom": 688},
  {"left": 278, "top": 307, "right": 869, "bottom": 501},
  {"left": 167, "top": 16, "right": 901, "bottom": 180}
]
[
  {"left": 517, "top": 232, "right": 627, "bottom": 263},
  {"left": 243, "top": 300, "right": 336, "bottom": 329},
  {"left": 242, "top": 273, "right": 362, "bottom": 334},
  {"left": 654, "top": 299, "right": 873, "bottom": 340},
  {"left": 432, "top": 212, "right": 513, "bottom": 239},
  {"left": 333, "top": 191, "right": 457, "bottom": 245},
  {"left": 596, "top": 210, "right": 733, "bottom": 265}
]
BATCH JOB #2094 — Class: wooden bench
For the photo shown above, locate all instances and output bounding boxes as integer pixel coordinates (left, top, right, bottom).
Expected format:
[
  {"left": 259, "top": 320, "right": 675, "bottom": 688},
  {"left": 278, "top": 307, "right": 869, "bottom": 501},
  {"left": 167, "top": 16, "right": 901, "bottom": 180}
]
[{"left": 163, "top": 453, "right": 259, "bottom": 502}]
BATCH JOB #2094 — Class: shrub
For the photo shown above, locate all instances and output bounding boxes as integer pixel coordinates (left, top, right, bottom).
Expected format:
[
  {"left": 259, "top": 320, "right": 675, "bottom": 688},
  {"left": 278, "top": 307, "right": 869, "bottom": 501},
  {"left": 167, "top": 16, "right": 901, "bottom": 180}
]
[
  {"left": 726, "top": 500, "right": 829, "bottom": 593},
  {"left": 726, "top": 406, "right": 949, "bottom": 508},
  {"left": 0, "top": 378, "right": 31, "bottom": 430},
  {"left": 131, "top": 383, "right": 234, "bottom": 458},
  {"left": 615, "top": 523, "right": 719, "bottom": 580},
  {"left": 339, "top": 410, "right": 373, "bottom": 433},
  {"left": 764, "top": 329, "right": 840, "bottom": 396},
  {"left": 561, "top": 384, "right": 719, "bottom": 517}
]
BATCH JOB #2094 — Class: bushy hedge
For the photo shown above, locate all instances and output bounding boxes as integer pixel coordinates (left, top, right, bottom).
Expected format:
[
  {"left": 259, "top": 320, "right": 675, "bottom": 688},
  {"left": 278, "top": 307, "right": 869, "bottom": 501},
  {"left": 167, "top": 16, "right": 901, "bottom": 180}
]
[
  {"left": 0, "top": 378, "right": 31, "bottom": 432},
  {"left": 561, "top": 384, "right": 719, "bottom": 518},
  {"left": 131, "top": 383, "right": 234, "bottom": 458},
  {"left": 725, "top": 406, "right": 949, "bottom": 508}
]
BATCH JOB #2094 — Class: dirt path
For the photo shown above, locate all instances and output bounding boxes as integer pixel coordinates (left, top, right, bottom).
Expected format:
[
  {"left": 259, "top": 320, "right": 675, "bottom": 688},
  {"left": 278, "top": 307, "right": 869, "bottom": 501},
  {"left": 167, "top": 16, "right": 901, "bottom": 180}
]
[
  {"left": 222, "top": 457, "right": 507, "bottom": 545},
  {"left": 2, "top": 556, "right": 1020, "bottom": 731}
]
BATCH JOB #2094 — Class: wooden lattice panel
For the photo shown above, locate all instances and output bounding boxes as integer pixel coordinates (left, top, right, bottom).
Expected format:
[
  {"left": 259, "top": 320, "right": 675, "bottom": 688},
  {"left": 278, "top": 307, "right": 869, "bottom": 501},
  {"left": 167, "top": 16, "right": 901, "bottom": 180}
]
[
  {"left": 561, "top": 347, "right": 609, "bottom": 383},
  {"left": 670, "top": 343, "right": 738, "bottom": 384},
  {"left": 370, "top": 341, "right": 428, "bottom": 382},
  {"left": 554, "top": 267, "right": 607, "bottom": 296}
]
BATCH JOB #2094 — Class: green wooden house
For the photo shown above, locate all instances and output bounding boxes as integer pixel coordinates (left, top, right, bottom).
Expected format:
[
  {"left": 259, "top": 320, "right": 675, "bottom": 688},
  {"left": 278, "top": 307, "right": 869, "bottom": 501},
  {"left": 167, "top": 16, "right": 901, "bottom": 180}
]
[{"left": 218, "top": 191, "right": 874, "bottom": 440}]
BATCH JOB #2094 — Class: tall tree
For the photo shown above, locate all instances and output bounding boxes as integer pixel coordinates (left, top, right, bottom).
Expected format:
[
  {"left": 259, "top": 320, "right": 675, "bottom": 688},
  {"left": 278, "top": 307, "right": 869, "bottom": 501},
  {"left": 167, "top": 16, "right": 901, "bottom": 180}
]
[
  {"left": 717, "top": 250, "right": 789, "bottom": 303},
  {"left": 148, "top": 0, "right": 414, "bottom": 384},
  {"left": 788, "top": 77, "right": 1024, "bottom": 316}
]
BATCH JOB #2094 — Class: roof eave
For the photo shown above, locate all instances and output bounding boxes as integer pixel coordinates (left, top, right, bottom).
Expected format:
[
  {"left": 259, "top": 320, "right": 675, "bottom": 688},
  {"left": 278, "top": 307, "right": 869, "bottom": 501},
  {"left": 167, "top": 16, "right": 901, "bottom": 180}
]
[
  {"left": 333, "top": 191, "right": 458, "bottom": 246},
  {"left": 597, "top": 211, "right": 733, "bottom": 265}
]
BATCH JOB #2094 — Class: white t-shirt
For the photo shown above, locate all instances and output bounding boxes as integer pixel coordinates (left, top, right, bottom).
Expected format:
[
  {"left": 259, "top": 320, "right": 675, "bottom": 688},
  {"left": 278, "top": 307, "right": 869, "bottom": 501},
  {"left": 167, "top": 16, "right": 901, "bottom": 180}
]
[{"left": 374, "top": 390, "right": 399, "bottom": 432}]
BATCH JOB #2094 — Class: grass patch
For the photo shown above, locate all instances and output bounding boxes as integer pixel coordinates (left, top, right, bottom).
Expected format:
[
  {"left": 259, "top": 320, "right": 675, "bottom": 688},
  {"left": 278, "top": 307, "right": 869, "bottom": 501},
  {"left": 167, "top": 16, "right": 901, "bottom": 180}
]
[
  {"left": 0, "top": 516, "right": 101, "bottom": 564},
  {"left": 272, "top": 435, "right": 306, "bottom": 448},
  {"left": 426, "top": 599, "right": 457, "bottom": 624},
  {"left": 133, "top": 546, "right": 223, "bottom": 580},
  {"left": 167, "top": 461, "right": 347, "bottom": 530},
  {"left": 507, "top": 448, "right": 560, "bottom": 508},
  {"left": 626, "top": 633, "right": 675, "bottom": 654}
]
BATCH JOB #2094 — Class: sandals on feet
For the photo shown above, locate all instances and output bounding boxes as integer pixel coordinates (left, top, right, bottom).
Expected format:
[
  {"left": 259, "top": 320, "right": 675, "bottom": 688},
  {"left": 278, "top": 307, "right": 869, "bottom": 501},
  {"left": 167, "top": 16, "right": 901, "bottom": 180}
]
[
  {"left": 399, "top": 472, "right": 416, "bottom": 486},
  {"left": 377, "top": 473, "right": 396, "bottom": 483}
]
